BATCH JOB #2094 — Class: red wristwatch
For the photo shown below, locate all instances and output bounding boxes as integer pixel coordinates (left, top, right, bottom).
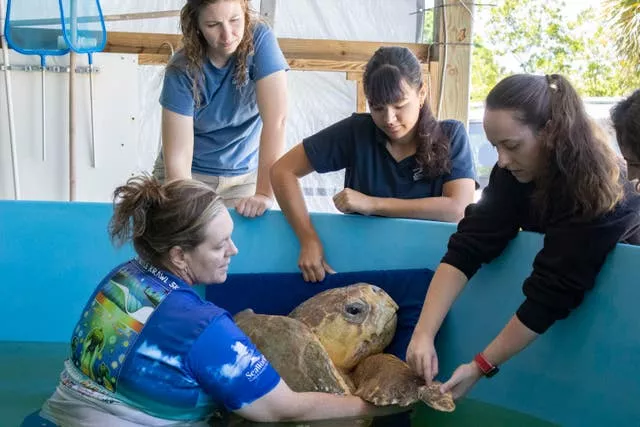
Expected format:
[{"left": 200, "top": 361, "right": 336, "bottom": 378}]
[{"left": 474, "top": 352, "right": 499, "bottom": 378}]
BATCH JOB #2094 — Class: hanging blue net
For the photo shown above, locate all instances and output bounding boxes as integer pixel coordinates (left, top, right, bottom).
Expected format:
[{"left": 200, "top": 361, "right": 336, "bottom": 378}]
[
  {"left": 4, "top": 0, "right": 69, "bottom": 56},
  {"left": 58, "top": 0, "right": 106, "bottom": 54},
  {"left": 4, "top": 0, "right": 106, "bottom": 56}
]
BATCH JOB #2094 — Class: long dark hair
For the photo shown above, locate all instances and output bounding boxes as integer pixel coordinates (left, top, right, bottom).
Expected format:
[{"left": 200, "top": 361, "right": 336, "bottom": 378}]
[
  {"left": 169, "top": 0, "right": 256, "bottom": 106},
  {"left": 363, "top": 46, "right": 450, "bottom": 179},
  {"left": 486, "top": 74, "right": 623, "bottom": 221},
  {"left": 109, "top": 175, "right": 225, "bottom": 267}
]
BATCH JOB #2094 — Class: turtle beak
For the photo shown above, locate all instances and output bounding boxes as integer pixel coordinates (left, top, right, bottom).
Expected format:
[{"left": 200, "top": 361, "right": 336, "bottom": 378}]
[{"left": 371, "top": 285, "right": 399, "bottom": 311}]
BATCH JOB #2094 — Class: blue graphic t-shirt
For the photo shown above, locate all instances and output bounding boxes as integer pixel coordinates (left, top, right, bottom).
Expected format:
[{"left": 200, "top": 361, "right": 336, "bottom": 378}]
[{"left": 68, "top": 259, "right": 280, "bottom": 421}]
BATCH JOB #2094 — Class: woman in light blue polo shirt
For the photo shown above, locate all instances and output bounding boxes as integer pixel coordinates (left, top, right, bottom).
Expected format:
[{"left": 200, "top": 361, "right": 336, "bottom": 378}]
[
  {"left": 271, "top": 47, "right": 477, "bottom": 282},
  {"left": 154, "top": 0, "right": 288, "bottom": 218}
]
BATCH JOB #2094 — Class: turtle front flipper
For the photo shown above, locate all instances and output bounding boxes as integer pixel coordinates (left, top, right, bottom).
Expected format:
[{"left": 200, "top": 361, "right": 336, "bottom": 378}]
[
  {"left": 351, "top": 353, "right": 422, "bottom": 407},
  {"left": 352, "top": 353, "right": 456, "bottom": 412},
  {"left": 418, "top": 382, "right": 456, "bottom": 413},
  {"left": 234, "top": 310, "right": 351, "bottom": 394}
]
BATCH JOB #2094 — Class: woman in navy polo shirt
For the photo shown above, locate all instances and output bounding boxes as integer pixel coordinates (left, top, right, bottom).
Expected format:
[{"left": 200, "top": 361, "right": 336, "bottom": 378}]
[
  {"left": 271, "top": 46, "right": 477, "bottom": 282},
  {"left": 154, "top": 0, "right": 288, "bottom": 218}
]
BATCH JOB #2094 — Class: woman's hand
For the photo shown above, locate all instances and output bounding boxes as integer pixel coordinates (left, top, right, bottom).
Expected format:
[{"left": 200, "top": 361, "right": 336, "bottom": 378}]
[
  {"left": 333, "top": 188, "right": 376, "bottom": 215},
  {"left": 235, "top": 194, "right": 273, "bottom": 218},
  {"left": 406, "top": 332, "right": 439, "bottom": 383},
  {"left": 440, "top": 361, "right": 483, "bottom": 399},
  {"left": 298, "top": 238, "right": 336, "bottom": 283}
]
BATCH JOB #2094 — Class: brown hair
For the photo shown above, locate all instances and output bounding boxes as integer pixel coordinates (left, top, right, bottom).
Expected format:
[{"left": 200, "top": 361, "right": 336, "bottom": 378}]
[
  {"left": 171, "top": 0, "right": 256, "bottom": 106},
  {"left": 486, "top": 73, "right": 624, "bottom": 221},
  {"left": 363, "top": 46, "right": 450, "bottom": 179},
  {"left": 109, "top": 175, "right": 225, "bottom": 266}
]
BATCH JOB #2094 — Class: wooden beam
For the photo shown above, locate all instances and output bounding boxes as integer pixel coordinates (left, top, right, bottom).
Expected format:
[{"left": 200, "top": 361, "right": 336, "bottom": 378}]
[
  {"left": 278, "top": 39, "right": 431, "bottom": 63},
  {"left": 345, "top": 72, "right": 364, "bottom": 81},
  {"left": 138, "top": 55, "right": 389, "bottom": 73},
  {"left": 433, "top": 0, "right": 473, "bottom": 125},
  {"left": 288, "top": 59, "right": 367, "bottom": 73},
  {"left": 8, "top": 11, "right": 181, "bottom": 27},
  {"left": 103, "top": 31, "right": 432, "bottom": 63},
  {"left": 105, "top": 32, "right": 182, "bottom": 55}
]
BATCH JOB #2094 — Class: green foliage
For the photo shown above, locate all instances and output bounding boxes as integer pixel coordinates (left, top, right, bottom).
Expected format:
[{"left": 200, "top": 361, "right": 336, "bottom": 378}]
[
  {"left": 470, "top": 35, "right": 504, "bottom": 102},
  {"left": 422, "top": 9, "right": 434, "bottom": 43},
  {"left": 461, "top": 0, "right": 640, "bottom": 101},
  {"left": 604, "top": 0, "right": 640, "bottom": 68}
]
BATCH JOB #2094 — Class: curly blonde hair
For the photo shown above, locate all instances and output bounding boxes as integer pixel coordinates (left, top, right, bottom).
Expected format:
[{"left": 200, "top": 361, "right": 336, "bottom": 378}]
[{"left": 171, "top": 0, "right": 257, "bottom": 106}]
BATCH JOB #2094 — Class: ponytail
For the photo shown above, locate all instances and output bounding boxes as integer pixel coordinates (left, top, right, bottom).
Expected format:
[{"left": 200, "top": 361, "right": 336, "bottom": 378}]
[
  {"left": 416, "top": 100, "right": 450, "bottom": 178},
  {"left": 535, "top": 74, "right": 622, "bottom": 220},
  {"left": 109, "top": 175, "right": 168, "bottom": 262},
  {"left": 486, "top": 73, "right": 624, "bottom": 222},
  {"left": 109, "top": 175, "right": 224, "bottom": 265}
]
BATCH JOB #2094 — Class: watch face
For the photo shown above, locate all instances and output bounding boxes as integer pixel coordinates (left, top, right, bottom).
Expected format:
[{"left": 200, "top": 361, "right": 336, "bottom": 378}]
[{"left": 485, "top": 366, "right": 499, "bottom": 378}]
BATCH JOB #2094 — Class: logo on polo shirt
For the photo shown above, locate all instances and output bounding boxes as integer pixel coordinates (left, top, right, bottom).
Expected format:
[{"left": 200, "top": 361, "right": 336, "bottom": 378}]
[{"left": 413, "top": 167, "right": 425, "bottom": 181}]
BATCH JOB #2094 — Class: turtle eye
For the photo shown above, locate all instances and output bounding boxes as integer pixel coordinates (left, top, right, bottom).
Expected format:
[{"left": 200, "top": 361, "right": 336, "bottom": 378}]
[
  {"left": 343, "top": 300, "right": 368, "bottom": 322},
  {"left": 346, "top": 305, "right": 361, "bottom": 315}
]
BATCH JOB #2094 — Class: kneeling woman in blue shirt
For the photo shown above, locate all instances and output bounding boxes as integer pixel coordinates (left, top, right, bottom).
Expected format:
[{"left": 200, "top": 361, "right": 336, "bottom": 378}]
[
  {"left": 40, "top": 176, "right": 397, "bottom": 426},
  {"left": 271, "top": 46, "right": 477, "bottom": 282}
]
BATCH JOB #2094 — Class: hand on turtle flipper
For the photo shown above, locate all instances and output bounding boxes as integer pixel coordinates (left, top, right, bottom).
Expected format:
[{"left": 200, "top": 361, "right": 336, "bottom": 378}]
[
  {"left": 418, "top": 382, "right": 455, "bottom": 413},
  {"left": 439, "top": 361, "right": 483, "bottom": 401},
  {"left": 352, "top": 353, "right": 429, "bottom": 407}
]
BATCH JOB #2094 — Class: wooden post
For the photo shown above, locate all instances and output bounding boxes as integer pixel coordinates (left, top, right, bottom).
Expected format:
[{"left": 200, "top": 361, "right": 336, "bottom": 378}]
[
  {"left": 346, "top": 72, "right": 367, "bottom": 113},
  {"left": 69, "top": 52, "right": 76, "bottom": 201},
  {"left": 69, "top": 0, "right": 78, "bottom": 201},
  {"left": 433, "top": 0, "right": 473, "bottom": 127},
  {"left": 259, "top": 0, "right": 277, "bottom": 27}
]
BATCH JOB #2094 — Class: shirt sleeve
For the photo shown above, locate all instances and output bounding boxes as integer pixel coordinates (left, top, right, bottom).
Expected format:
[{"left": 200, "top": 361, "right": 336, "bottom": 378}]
[
  {"left": 443, "top": 121, "right": 478, "bottom": 185},
  {"left": 441, "top": 165, "right": 523, "bottom": 279},
  {"left": 159, "top": 59, "right": 196, "bottom": 117},
  {"left": 516, "top": 207, "right": 637, "bottom": 333},
  {"left": 302, "top": 115, "right": 357, "bottom": 173},
  {"left": 186, "top": 312, "right": 281, "bottom": 411},
  {"left": 251, "top": 24, "right": 289, "bottom": 81}
]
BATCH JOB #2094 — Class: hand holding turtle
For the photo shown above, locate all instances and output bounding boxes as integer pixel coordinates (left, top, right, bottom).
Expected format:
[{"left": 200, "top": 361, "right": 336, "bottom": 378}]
[
  {"left": 406, "top": 331, "right": 439, "bottom": 384},
  {"left": 440, "top": 361, "right": 483, "bottom": 399}
]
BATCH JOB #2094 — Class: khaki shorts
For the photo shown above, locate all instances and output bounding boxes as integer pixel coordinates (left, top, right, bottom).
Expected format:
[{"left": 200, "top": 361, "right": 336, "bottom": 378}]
[{"left": 152, "top": 155, "right": 257, "bottom": 208}]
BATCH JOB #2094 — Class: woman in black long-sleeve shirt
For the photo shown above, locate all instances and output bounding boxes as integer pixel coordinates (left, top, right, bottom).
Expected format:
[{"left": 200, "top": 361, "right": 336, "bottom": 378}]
[{"left": 406, "top": 73, "right": 640, "bottom": 399}]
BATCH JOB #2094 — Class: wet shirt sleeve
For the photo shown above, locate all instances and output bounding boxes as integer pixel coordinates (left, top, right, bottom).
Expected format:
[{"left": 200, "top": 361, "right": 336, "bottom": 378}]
[
  {"left": 186, "top": 313, "right": 281, "bottom": 411},
  {"left": 441, "top": 165, "right": 523, "bottom": 278},
  {"left": 443, "top": 121, "right": 477, "bottom": 184},
  {"left": 302, "top": 115, "right": 357, "bottom": 173}
]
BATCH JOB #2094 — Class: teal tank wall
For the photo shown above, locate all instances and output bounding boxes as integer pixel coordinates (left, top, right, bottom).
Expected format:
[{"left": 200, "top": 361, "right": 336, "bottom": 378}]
[{"left": 1, "top": 200, "right": 638, "bottom": 426}]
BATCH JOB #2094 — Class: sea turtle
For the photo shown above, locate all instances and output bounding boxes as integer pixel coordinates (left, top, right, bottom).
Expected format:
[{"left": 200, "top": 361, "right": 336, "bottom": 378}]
[{"left": 233, "top": 283, "right": 455, "bottom": 413}]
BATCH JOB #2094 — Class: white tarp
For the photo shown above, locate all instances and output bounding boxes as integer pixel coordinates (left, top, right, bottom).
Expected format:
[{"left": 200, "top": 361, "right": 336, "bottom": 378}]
[{"left": 0, "top": 0, "right": 422, "bottom": 207}]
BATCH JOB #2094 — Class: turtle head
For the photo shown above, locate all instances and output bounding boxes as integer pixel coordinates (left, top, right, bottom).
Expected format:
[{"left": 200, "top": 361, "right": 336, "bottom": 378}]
[{"left": 290, "top": 283, "right": 398, "bottom": 370}]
